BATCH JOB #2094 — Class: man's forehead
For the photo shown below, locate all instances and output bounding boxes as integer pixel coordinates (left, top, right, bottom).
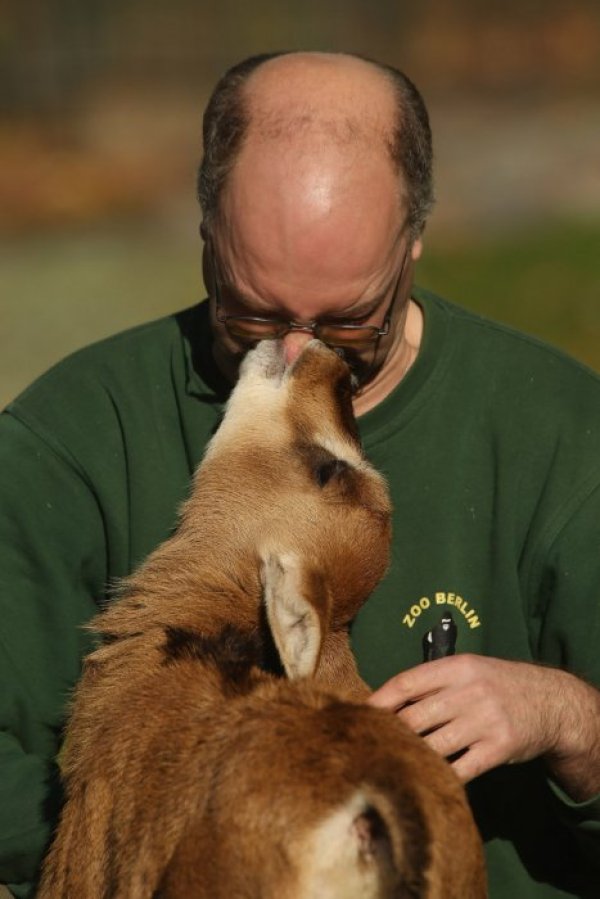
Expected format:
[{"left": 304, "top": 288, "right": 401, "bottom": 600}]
[{"left": 218, "top": 136, "right": 402, "bottom": 263}]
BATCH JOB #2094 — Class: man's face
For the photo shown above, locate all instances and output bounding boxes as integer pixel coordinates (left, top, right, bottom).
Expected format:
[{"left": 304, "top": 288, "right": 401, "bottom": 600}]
[
  {"left": 204, "top": 135, "right": 420, "bottom": 390},
  {"left": 206, "top": 230, "right": 417, "bottom": 391}
]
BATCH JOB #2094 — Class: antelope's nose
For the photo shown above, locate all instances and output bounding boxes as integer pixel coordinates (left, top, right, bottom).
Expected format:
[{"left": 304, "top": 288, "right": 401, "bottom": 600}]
[{"left": 282, "top": 330, "right": 314, "bottom": 366}]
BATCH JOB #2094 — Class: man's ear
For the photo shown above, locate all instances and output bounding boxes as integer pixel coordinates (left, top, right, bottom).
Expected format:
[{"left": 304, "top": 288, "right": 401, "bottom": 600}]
[
  {"left": 201, "top": 240, "right": 214, "bottom": 296},
  {"left": 260, "top": 552, "right": 331, "bottom": 679},
  {"left": 411, "top": 238, "right": 423, "bottom": 261}
]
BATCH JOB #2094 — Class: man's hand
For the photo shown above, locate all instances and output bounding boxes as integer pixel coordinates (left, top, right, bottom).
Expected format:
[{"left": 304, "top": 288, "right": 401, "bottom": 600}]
[{"left": 369, "top": 654, "right": 600, "bottom": 801}]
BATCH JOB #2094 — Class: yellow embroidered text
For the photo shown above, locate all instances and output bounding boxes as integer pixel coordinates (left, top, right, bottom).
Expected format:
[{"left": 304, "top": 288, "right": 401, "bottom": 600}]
[{"left": 402, "top": 591, "right": 481, "bottom": 630}]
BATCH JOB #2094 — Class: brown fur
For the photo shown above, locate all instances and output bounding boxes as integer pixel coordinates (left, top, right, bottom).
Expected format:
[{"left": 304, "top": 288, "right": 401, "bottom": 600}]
[{"left": 38, "top": 341, "right": 486, "bottom": 898}]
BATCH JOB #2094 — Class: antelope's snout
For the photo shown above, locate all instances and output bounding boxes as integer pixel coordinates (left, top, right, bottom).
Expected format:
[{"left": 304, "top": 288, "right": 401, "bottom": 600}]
[
  {"left": 239, "top": 338, "right": 351, "bottom": 392},
  {"left": 238, "top": 338, "right": 287, "bottom": 385}
]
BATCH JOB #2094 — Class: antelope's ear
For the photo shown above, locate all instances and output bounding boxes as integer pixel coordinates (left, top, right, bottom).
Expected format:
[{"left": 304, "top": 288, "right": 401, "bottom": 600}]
[{"left": 260, "top": 552, "right": 331, "bottom": 679}]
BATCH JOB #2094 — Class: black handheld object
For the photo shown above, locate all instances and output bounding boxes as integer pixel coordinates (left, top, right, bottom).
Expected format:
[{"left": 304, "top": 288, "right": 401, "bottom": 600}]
[{"left": 422, "top": 613, "right": 458, "bottom": 662}]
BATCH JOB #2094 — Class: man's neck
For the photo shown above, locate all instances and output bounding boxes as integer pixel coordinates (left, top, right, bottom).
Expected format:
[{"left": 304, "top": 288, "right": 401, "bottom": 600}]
[{"left": 352, "top": 298, "right": 424, "bottom": 417}]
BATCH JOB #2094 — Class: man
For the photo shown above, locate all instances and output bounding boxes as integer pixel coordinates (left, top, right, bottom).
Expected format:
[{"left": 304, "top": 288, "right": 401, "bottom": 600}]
[{"left": 0, "top": 51, "right": 599, "bottom": 897}]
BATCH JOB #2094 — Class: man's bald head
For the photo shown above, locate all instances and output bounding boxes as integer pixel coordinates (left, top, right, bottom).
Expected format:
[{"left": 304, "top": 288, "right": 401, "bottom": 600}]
[
  {"left": 198, "top": 52, "right": 433, "bottom": 240},
  {"left": 240, "top": 53, "right": 396, "bottom": 153}
]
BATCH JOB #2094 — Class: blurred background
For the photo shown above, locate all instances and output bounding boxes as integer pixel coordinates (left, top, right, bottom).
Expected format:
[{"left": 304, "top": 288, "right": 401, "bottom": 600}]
[{"left": 2, "top": 0, "right": 599, "bottom": 407}]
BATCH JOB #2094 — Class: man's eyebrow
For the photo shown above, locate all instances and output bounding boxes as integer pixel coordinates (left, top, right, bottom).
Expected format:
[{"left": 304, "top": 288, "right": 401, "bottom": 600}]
[
  {"left": 222, "top": 281, "right": 388, "bottom": 320},
  {"left": 326, "top": 293, "right": 386, "bottom": 320},
  {"left": 222, "top": 282, "right": 273, "bottom": 311}
]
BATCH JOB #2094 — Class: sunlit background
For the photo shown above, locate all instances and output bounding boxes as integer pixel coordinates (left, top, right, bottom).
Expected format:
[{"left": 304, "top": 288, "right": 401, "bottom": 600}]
[{"left": 2, "top": 0, "right": 599, "bottom": 408}]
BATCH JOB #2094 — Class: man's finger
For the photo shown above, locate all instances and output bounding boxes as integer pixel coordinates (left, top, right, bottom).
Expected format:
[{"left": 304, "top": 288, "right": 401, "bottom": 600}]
[
  {"left": 449, "top": 741, "right": 501, "bottom": 784},
  {"left": 368, "top": 656, "right": 459, "bottom": 710}
]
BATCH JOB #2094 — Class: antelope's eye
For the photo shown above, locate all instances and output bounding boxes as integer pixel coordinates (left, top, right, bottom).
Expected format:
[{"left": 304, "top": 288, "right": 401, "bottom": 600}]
[{"left": 315, "top": 458, "right": 349, "bottom": 487}]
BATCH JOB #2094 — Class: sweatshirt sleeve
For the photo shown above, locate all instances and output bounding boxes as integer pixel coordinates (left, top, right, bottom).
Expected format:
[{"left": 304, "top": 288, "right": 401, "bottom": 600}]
[
  {"left": 0, "top": 412, "right": 105, "bottom": 895},
  {"left": 530, "top": 480, "right": 600, "bottom": 867}
]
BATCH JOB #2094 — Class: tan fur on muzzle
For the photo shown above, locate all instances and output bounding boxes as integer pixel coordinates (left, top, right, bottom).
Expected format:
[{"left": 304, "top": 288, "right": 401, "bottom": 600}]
[{"left": 38, "top": 340, "right": 486, "bottom": 899}]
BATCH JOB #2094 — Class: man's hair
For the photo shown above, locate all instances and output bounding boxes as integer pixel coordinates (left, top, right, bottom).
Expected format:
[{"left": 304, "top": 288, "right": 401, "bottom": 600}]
[{"left": 197, "top": 52, "right": 434, "bottom": 239}]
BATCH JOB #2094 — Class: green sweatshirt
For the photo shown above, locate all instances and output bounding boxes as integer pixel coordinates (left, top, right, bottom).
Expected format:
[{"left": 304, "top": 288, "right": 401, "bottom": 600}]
[{"left": 1, "top": 289, "right": 599, "bottom": 897}]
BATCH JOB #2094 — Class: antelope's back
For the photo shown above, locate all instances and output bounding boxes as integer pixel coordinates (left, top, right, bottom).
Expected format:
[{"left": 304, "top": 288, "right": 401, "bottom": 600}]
[{"left": 161, "top": 678, "right": 487, "bottom": 899}]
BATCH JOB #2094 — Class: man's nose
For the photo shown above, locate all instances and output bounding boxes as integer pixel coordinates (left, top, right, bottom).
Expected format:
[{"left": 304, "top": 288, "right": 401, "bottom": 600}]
[{"left": 282, "top": 329, "right": 314, "bottom": 365}]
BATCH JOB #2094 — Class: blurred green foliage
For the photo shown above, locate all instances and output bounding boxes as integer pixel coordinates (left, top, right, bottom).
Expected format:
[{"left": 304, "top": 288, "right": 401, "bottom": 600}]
[
  {"left": 1, "top": 218, "right": 599, "bottom": 409},
  {"left": 417, "top": 221, "right": 600, "bottom": 373}
]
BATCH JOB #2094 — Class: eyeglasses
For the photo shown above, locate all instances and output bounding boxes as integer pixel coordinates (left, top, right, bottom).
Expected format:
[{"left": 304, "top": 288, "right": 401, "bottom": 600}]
[{"left": 211, "top": 241, "right": 410, "bottom": 351}]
